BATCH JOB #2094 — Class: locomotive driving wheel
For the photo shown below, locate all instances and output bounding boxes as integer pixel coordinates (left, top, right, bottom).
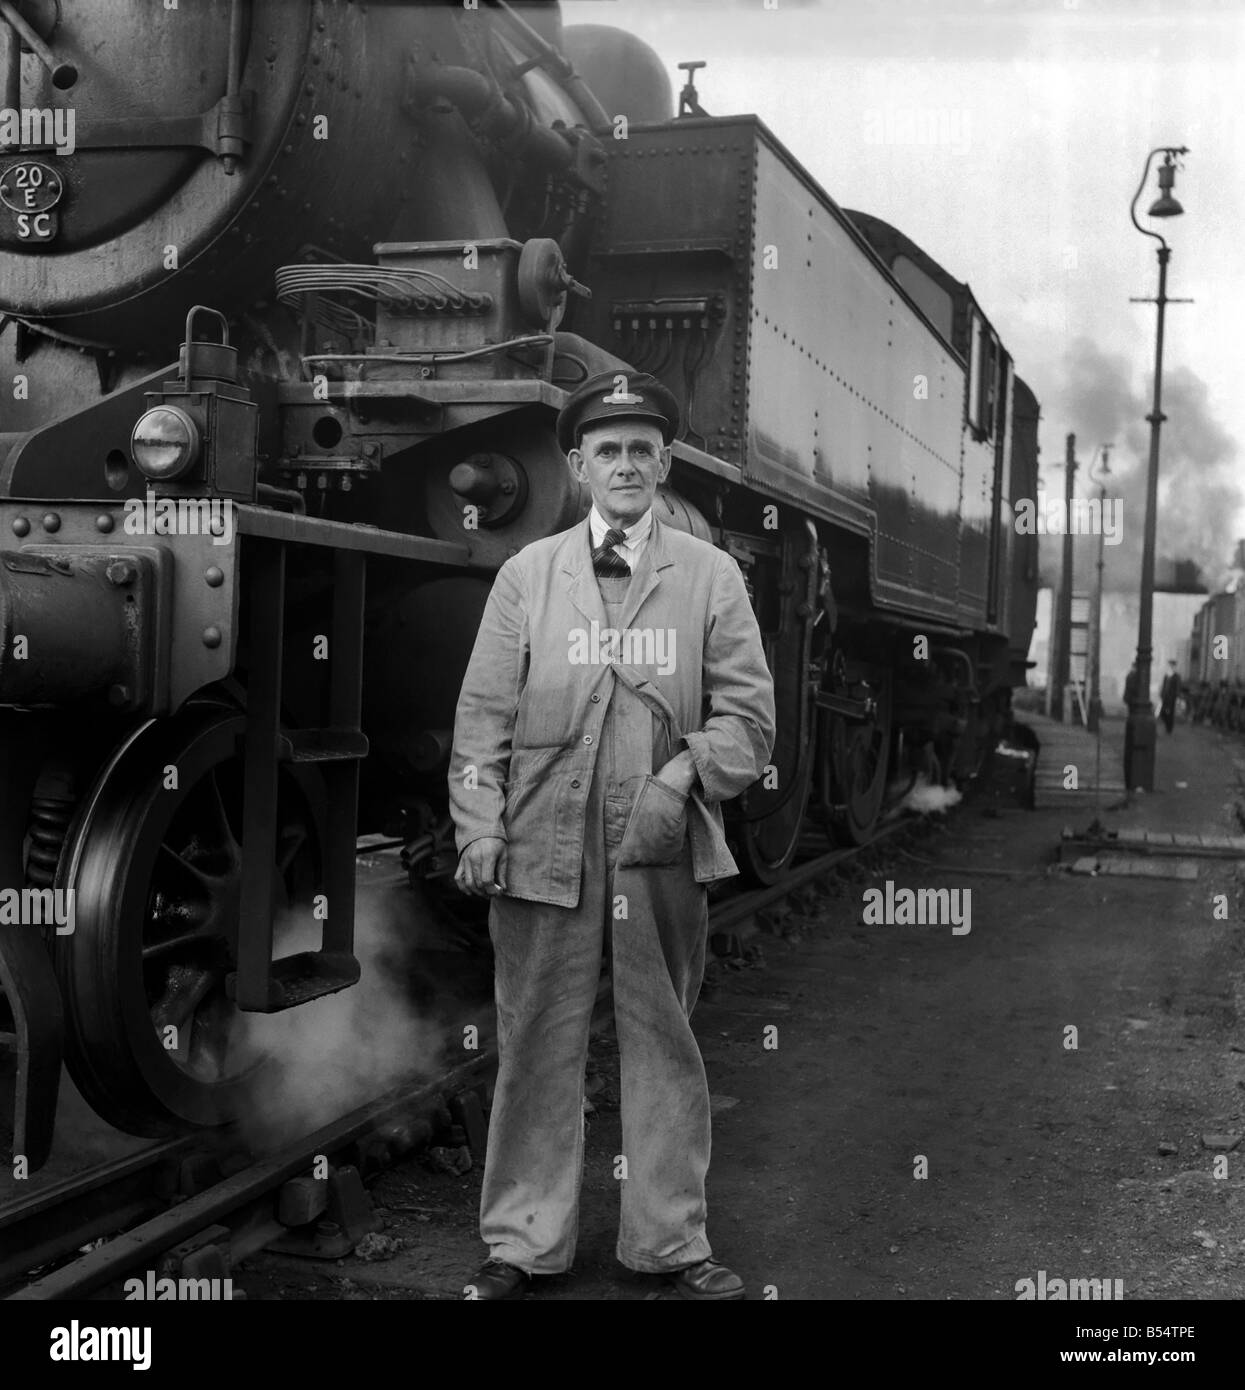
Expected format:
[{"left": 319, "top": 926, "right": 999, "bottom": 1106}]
[
  {"left": 827, "top": 653, "right": 893, "bottom": 845},
  {"left": 734, "top": 709, "right": 816, "bottom": 886},
  {"left": 54, "top": 707, "right": 324, "bottom": 1136}
]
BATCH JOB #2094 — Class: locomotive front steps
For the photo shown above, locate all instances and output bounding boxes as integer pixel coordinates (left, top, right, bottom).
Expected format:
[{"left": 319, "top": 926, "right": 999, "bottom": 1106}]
[
  {"left": 275, "top": 729, "right": 370, "bottom": 764},
  {"left": 234, "top": 541, "right": 367, "bottom": 1013},
  {"left": 227, "top": 951, "right": 362, "bottom": 1013}
]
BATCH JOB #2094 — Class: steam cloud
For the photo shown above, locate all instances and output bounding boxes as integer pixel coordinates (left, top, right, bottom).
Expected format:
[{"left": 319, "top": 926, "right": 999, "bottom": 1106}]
[
  {"left": 1039, "top": 338, "right": 1242, "bottom": 595},
  {"left": 884, "top": 772, "right": 965, "bottom": 819},
  {"left": 901, "top": 776, "right": 964, "bottom": 815},
  {"left": 232, "top": 872, "right": 446, "bottom": 1150}
]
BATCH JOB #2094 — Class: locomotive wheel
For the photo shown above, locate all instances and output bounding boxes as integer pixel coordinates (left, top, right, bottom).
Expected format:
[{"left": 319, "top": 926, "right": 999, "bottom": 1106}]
[
  {"left": 734, "top": 726, "right": 815, "bottom": 886},
  {"left": 54, "top": 708, "right": 324, "bottom": 1136},
  {"left": 828, "top": 660, "right": 893, "bottom": 845}
]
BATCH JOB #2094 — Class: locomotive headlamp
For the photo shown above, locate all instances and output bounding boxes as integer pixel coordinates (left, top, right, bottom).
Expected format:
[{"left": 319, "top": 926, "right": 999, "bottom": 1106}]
[{"left": 131, "top": 405, "right": 201, "bottom": 480}]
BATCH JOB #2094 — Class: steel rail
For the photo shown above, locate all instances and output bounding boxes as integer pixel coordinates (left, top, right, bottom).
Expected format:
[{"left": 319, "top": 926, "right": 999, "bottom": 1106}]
[
  {"left": 0, "top": 1136, "right": 200, "bottom": 1287},
  {"left": 6, "top": 1053, "right": 497, "bottom": 1301},
  {"left": 709, "top": 818, "right": 912, "bottom": 932}
]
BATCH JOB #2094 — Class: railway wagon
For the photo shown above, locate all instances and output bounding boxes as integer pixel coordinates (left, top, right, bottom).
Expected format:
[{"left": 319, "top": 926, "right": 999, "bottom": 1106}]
[
  {"left": 0, "top": 0, "right": 1038, "bottom": 1168},
  {"left": 1187, "top": 588, "right": 1245, "bottom": 726}
]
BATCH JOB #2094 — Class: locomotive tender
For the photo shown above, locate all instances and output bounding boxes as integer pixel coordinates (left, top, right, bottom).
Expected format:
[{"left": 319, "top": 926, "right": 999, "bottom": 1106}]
[{"left": 0, "top": 0, "right": 1038, "bottom": 1168}]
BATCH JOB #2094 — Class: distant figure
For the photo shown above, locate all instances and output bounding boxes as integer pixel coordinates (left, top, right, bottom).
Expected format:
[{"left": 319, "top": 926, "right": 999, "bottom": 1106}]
[
  {"left": 1212, "top": 679, "right": 1230, "bottom": 729},
  {"left": 1159, "top": 660, "right": 1181, "bottom": 734},
  {"left": 1192, "top": 679, "right": 1211, "bottom": 724},
  {"left": 1123, "top": 663, "right": 1139, "bottom": 710}
]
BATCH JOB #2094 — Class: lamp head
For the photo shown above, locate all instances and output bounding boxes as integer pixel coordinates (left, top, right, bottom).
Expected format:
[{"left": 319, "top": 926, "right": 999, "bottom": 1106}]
[{"left": 1148, "top": 155, "right": 1184, "bottom": 218}]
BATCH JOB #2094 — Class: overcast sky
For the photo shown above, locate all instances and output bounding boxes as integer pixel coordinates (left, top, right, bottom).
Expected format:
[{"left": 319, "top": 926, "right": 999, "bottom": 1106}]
[{"left": 562, "top": 0, "right": 1244, "bottom": 585}]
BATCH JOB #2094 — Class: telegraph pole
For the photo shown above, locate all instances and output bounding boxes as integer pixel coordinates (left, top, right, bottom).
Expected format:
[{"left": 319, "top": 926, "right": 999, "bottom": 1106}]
[
  {"left": 1047, "top": 433, "right": 1077, "bottom": 722},
  {"left": 1087, "top": 445, "right": 1112, "bottom": 733}
]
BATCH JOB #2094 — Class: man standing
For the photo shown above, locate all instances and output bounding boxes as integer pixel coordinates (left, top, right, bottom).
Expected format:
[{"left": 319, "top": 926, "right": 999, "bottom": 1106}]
[
  {"left": 1123, "top": 663, "right": 1139, "bottom": 712},
  {"left": 1159, "top": 659, "right": 1181, "bottom": 734},
  {"left": 449, "top": 371, "right": 776, "bottom": 1300}
]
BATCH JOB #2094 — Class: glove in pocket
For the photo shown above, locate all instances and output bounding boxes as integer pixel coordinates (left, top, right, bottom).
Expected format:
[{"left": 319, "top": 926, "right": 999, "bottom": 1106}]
[{"left": 617, "top": 774, "right": 689, "bottom": 868}]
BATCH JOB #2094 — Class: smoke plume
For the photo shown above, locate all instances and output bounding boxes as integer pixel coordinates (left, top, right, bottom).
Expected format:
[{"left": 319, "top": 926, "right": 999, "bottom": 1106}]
[{"left": 1039, "top": 338, "right": 1242, "bottom": 595}]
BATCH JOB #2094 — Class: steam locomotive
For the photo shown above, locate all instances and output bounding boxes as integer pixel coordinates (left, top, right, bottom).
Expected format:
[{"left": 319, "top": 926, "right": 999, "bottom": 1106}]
[{"left": 0, "top": 0, "right": 1038, "bottom": 1169}]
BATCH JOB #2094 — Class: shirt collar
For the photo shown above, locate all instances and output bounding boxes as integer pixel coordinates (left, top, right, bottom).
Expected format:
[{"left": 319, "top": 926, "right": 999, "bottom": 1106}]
[{"left": 589, "top": 504, "right": 653, "bottom": 548}]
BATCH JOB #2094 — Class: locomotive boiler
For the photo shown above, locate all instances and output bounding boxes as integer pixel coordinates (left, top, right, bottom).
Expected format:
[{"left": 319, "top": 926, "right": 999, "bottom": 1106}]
[{"left": 0, "top": 0, "right": 1038, "bottom": 1169}]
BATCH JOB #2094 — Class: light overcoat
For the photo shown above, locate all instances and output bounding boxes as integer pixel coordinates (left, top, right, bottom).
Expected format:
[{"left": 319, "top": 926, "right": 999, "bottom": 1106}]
[{"left": 449, "top": 515, "right": 776, "bottom": 907}]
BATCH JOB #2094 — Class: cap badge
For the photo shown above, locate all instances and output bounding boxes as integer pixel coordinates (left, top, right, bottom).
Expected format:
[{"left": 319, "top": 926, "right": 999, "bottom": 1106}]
[{"left": 603, "top": 389, "right": 645, "bottom": 405}]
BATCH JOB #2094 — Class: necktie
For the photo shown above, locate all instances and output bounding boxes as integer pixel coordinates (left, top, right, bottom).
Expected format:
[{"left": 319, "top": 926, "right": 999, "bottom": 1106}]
[{"left": 592, "top": 526, "right": 631, "bottom": 577}]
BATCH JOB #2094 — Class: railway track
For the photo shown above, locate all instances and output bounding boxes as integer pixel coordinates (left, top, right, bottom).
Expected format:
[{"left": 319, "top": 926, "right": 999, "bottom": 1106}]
[{"left": 1, "top": 817, "right": 921, "bottom": 1301}]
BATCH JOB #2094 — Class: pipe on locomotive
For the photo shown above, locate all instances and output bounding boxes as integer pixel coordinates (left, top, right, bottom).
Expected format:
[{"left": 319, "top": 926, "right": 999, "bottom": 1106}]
[
  {"left": 0, "top": 0, "right": 77, "bottom": 90},
  {"left": 484, "top": 0, "right": 612, "bottom": 131},
  {"left": 407, "top": 61, "right": 578, "bottom": 175}
]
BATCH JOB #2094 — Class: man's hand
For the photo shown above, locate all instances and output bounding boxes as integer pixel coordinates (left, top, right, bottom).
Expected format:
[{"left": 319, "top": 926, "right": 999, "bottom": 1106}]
[
  {"left": 653, "top": 749, "right": 698, "bottom": 797},
  {"left": 455, "top": 837, "right": 508, "bottom": 897}
]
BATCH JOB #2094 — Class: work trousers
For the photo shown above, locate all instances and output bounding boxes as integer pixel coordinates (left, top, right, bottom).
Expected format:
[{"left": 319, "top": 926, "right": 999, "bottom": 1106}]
[{"left": 480, "top": 586, "right": 714, "bottom": 1273}]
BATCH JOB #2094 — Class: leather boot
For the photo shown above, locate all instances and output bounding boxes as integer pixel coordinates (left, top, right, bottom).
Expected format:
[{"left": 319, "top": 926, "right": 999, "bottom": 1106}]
[
  {"left": 666, "top": 1257, "right": 746, "bottom": 1301},
  {"left": 463, "top": 1258, "right": 532, "bottom": 1300}
]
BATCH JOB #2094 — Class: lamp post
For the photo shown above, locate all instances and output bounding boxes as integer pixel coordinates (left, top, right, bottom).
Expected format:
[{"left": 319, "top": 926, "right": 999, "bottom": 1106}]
[
  {"left": 1086, "top": 444, "right": 1112, "bottom": 734},
  {"left": 1124, "top": 145, "right": 1188, "bottom": 792},
  {"left": 1048, "top": 434, "right": 1078, "bottom": 722}
]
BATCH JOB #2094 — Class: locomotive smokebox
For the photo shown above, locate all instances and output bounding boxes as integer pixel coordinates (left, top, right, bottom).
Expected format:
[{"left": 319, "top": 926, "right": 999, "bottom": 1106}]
[{"left": 0, "top": 0, "right": 447, "bottom": 345}]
